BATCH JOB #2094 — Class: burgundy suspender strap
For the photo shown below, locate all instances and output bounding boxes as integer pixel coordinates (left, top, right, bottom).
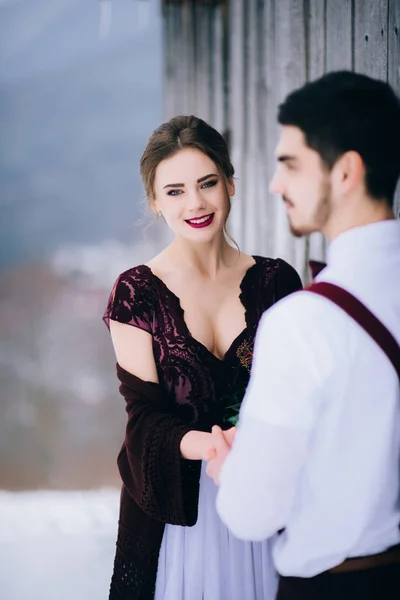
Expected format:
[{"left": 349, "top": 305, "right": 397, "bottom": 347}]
[{"left": 307, "top": 282, "right": 400, "bottom": 380}]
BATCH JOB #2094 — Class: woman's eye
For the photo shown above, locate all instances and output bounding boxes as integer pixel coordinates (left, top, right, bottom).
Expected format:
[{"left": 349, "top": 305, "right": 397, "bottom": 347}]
[
  {"left": 167, "top": 189, "right": 182, "bottom": 196},
  {"left": 202, "top": 180, "right": 218, "bottom": 189}
]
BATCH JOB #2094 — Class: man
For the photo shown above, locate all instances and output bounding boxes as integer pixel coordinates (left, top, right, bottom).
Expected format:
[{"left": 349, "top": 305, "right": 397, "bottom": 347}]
[{"left": 206, "top": 71, "right": 400, "bottom": 599}]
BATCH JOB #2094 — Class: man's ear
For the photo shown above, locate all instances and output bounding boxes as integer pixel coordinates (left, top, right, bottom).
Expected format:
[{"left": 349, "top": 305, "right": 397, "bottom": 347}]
[{"left": 332, "top": 150, "right": 365, "bottom": 195}]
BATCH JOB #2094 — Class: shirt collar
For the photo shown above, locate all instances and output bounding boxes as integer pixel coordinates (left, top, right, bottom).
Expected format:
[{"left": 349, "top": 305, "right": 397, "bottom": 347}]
[{"left": 326, "top": 220, "right": 400, "bottom": 269}]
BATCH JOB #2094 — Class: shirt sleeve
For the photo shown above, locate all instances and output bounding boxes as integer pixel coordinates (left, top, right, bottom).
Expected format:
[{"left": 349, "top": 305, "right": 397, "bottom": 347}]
[
  {"left": 216, "top": 293, "right": 337, "bottom": 540},
  {"left": 102, "top": 267, "right": 154, "bottom": 334}
]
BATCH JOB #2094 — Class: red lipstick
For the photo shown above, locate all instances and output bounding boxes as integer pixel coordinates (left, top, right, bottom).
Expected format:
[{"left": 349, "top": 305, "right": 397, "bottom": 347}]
[{"left": 185, "top": 213, "right": 215, "bottom": 228}]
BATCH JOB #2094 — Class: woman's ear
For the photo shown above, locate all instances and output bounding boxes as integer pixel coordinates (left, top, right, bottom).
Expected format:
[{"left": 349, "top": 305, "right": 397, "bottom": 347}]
[
  {"left": 150, "top": 196, "right": 158, "bottom": 215},
  {"left": 227, "top": 178, "right": 235, "bottom": 197}
]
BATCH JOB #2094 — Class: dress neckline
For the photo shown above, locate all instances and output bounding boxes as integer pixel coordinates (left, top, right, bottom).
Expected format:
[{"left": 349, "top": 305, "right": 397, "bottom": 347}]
[{"left": 143, "top": 256, "right": 261, "bottom": 362}]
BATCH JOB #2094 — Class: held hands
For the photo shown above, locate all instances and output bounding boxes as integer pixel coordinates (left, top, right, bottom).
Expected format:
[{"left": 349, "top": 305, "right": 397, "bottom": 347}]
[
  {"left": 206, "top": 425, "right": 236, "bottom": 485},
  {"left": 180, "top": 427, "right": 236, "bottom": 468}
]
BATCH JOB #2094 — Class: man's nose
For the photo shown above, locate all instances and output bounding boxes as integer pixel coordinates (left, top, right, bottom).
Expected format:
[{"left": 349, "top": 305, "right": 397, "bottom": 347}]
[{"left": 269, "top": 170, "right": 284, "bottom": 195}]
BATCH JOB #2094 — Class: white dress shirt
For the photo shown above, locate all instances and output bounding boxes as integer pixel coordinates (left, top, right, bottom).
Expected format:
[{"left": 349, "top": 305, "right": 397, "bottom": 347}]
[{"left": 216, "top": 220, "right": 400, "bottom": 577}]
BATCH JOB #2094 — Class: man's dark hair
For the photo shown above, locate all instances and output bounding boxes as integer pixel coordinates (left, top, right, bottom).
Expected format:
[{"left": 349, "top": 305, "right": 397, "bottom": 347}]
[{"left": 278, "top": 71, "right": 400, "bottom": 207}]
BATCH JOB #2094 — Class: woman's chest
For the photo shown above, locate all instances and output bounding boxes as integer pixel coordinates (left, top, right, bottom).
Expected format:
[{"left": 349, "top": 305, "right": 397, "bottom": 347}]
[{"left": 157, "top": 278, "right": 253, "bottom": 361}]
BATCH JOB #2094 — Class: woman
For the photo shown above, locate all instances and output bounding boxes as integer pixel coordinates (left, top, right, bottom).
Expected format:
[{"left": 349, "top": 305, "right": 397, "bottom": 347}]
[{"left": 103, "top": 115, "right": 302, "bottom": 600}]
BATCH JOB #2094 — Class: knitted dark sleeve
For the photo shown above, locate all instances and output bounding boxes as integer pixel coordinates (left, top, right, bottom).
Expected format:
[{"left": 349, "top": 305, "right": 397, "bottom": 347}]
[
  {"left": 116, "top": 363, "right": 201, "bottom": 526},
  {"left": 108, "top": 486, "right": 165, "bottom": 600}
]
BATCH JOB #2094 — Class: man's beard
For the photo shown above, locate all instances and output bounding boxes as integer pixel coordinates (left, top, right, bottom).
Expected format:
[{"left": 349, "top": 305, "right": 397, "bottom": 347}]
[{"left": 287, "top": 180, "right": 332, "bottom": 238}]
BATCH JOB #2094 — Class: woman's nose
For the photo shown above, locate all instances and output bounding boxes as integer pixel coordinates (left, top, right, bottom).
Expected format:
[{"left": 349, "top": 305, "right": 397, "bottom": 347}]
[{"left": 187, "top": 190, "right": 206, "bottom": 210}]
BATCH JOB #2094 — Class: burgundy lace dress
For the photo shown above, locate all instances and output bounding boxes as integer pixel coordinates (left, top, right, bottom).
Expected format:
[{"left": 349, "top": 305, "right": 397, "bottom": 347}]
[{"left": 103, "top": 256, "right": 302, "bottom": 600}]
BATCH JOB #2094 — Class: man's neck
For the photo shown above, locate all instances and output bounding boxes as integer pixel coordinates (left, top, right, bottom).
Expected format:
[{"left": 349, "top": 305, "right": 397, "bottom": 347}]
[{"left": 323, "top": 198, "right": 394, "bottom": 243}]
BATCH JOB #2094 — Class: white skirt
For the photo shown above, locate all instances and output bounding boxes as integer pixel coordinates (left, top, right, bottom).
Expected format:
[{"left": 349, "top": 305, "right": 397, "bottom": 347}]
[{"left": 155, "top": 461, "right": 278, "bottom": 600}]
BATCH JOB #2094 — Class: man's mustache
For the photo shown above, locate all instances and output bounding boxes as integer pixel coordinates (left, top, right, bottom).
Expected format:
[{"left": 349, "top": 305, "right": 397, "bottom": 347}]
[{"left": 282, "top": 195, "right": 294, "bottom": 207}]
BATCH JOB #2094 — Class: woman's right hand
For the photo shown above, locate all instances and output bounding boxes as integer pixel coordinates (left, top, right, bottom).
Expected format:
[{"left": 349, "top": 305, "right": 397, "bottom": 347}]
[
  {"left": 180, "top": 430, "right": 218, "bottom": 461},
  {"left": 180, "top": 427, "right": 236, "bottom": 461}
]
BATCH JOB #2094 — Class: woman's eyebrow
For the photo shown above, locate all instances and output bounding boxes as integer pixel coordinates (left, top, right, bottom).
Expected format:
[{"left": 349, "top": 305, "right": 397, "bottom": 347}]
[
  {"left": 163, "top": 173, "right": 218, "bottom": 189},
  {"left": 197, "top": 173, "right": 218, "bottom": 183}
]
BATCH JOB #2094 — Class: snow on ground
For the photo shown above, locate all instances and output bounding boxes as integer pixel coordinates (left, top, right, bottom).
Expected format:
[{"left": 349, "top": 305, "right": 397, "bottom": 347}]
[{"left": 0, "top": 488, "right": 120, "bottom": 600}]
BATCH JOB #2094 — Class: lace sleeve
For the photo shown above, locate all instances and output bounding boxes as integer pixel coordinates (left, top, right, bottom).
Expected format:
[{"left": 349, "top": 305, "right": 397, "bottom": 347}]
[
  {"left": 103, "top": 266, "right": 154, "bottom": 334},
  {"left": 273, "top": 258, "right": 303, "bottom": 301}
]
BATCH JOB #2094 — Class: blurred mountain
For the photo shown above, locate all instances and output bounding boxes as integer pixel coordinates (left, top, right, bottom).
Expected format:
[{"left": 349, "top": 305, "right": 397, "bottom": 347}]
[{"left": 0, "top": 236, "right": 165, "bottom": 490}]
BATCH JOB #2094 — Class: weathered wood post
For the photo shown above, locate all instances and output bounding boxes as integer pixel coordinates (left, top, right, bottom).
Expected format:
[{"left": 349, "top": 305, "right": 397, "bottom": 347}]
[{"left": 160, "top": 0, "right": 400, "bottom": 278}]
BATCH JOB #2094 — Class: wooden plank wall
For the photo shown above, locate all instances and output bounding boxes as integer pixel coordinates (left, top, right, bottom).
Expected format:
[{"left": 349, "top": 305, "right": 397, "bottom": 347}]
[{"left": 162, "top": 0, "right": 400, "bottom": 280}]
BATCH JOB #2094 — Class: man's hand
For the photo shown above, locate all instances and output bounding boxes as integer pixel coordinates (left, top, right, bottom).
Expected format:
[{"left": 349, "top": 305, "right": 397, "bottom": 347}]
[
  {"left": 223, "top": 426, "right": 237, "bottom": 446},
  {"left": 206, "top": 425, "right": 233, "bottom": 485}
]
